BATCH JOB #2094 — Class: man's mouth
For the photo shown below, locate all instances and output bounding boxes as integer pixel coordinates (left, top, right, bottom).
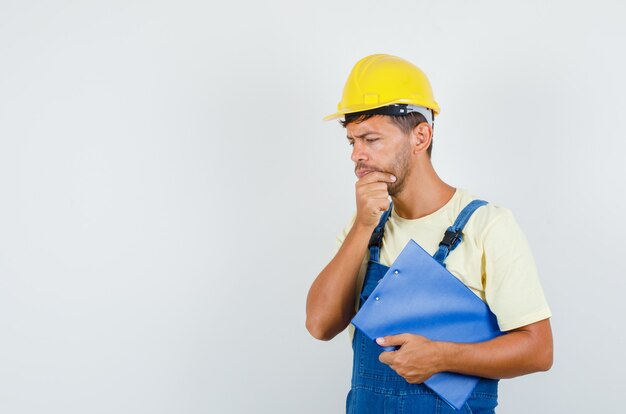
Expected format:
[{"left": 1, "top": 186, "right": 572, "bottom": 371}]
[
  {"left": 356, "top": 169, "right": 374, "bottom": 178},
  {"left": 355, "top": 161, "right": 389, "bottom": 178}
]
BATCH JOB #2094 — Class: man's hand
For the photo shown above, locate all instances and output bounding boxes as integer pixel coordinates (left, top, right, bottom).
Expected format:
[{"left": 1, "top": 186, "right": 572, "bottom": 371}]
[
  {"left": 377, "top": 334, "right": 444, "bottom": 384},
  {"left": 355, "top": 171, "right": 396, "bottom": 230},
  {"left": 376, "top": 319, "right": 553, "bottom": 382}
]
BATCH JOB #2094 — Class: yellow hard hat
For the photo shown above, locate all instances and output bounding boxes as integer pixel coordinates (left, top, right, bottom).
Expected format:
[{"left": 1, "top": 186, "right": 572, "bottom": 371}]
[{"left": 323, "top": 54, "right": 440, "bottom": 121}]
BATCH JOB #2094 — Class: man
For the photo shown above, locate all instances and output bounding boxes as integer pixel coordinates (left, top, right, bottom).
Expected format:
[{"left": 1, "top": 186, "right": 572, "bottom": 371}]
[{"left": 305, "top": 54, "right": 553, "bottom": 413}]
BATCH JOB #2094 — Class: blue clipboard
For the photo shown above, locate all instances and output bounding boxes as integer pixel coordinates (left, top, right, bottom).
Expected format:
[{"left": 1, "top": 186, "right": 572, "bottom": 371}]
[{"left": 351, "top": 239, "right": 503, "bottom": 410}]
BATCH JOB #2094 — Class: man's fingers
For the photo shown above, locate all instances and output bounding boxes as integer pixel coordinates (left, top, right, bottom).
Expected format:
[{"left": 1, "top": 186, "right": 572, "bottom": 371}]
[
  {"left": 376, "top": 334, "right": 411, "bottom": 347},
  {"left": 361, "top": 190, "right": 389, "bottom": 203},
  {"left": 377, "top": 334, "right": 410, "bottom": 366},
  {"left": 357, "top": 181, "right": 390, "bottom": 193},
  {"left": 354, "top": 171, "right": 394, "bottom": 229},
  {"left": 368, "top": 199, "right": 391, "bottom": 215},
  {"left": 358, "top": 171, "right": 397, "bottom": 184},
  {"left": 379, "top": 350, "right": 394, "bottom": 366}
]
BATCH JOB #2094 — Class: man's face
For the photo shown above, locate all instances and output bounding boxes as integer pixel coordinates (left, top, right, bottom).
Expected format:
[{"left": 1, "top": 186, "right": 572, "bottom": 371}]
[{"left": 346, "top": 116, "right": 412, "bottom": 196}]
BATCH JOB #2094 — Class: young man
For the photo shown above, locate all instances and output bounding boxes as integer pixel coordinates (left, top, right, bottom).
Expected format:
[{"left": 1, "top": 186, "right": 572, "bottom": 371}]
[{"left": 306, "top": 54, "right": 553, "bottom": 413}]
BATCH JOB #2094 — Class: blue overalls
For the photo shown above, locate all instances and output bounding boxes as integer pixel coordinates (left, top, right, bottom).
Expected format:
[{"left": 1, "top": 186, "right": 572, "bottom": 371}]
[{"left": 347, "top": 200, "right": 499, "bottom": 414}]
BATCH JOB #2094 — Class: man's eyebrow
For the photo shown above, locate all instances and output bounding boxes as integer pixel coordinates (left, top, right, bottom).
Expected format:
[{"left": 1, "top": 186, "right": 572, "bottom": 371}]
[{"left": 346, "top": 132, "right": 379, "bottom": 139}]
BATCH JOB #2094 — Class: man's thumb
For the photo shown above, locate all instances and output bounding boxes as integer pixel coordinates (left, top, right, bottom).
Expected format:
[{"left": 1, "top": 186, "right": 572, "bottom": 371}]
[{"left": 376, "top": 334, "right": 408, "bottom": 347}]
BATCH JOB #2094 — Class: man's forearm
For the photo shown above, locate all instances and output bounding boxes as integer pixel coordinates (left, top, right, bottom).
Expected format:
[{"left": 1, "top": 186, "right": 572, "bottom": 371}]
[
  {"left": 305, "top": 223, "right": 372, "bottom": 340},
  {"left": 378, "top": 318, "right": 553, "bottom": 383},
  {"left": 439, "top": 318, "right": 553, "bottom": 379}
]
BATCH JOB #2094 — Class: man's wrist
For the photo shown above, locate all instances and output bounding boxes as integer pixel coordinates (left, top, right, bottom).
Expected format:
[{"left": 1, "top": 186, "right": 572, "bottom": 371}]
[
  {"left": 350, "top": 222, "right": 377, "bottom": 240},
  {"left": 436, "top": 340, "right": 459, "bottom": 374}
]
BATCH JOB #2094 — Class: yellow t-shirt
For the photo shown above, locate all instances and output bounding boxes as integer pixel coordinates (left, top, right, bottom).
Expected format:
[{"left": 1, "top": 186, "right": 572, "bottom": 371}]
[{"left": 336, "top": 188, "right": 552, "bottom": 340}]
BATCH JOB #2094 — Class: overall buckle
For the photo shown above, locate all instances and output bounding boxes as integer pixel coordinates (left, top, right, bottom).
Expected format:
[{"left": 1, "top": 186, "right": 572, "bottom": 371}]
[{"left": 440, "top": 229, "right": 462, "bottom": 248}]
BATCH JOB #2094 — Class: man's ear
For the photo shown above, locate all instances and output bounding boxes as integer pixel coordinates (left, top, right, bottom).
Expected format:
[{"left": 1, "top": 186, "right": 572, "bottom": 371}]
[{"left": 411, "top": 122, "right": 432, "bottom": 155}]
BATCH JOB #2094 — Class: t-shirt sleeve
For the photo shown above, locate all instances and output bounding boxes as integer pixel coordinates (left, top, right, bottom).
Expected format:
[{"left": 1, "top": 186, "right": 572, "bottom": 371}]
[{"left": 482, "top": 209, "right": 552, "bottom": 331}]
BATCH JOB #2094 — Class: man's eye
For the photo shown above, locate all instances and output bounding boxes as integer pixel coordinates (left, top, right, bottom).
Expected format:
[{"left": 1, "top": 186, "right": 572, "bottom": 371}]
[
  {"left": 348, "top": 141, "right": 354, "bottom": 146},
  {"left": 365, "top": 138, "right": 379, "bottom": 143}
]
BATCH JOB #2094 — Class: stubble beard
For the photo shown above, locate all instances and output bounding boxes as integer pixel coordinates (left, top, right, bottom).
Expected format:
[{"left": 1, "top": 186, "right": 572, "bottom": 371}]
[{"left": 387, "top": 143, "right": 412, "bottom": 197}]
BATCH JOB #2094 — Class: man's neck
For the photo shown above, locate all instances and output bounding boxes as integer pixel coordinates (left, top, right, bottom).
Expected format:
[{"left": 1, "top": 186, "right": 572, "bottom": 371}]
[{"left": 391, "top": 160, "right": 456, "bottom": 220}]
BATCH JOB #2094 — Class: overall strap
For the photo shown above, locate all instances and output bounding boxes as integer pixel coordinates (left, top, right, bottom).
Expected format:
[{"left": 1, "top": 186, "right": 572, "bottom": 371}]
[
  {"left": 433, "top": 199, "right": 488, "bottom": 267},
  {"left": 367, "top": 202, "right": 393, "bottom": 263}
]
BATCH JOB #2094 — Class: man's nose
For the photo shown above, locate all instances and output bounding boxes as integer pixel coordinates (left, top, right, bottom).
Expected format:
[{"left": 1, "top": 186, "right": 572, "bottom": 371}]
[{"left": 351, "top": 140, "right": 368, "bottom": 163}]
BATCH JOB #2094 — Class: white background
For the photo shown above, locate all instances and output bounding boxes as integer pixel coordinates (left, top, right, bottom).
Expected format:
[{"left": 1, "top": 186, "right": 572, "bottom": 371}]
[{"left": 1, "top": 1, "right": 625, "bottom": 413}]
